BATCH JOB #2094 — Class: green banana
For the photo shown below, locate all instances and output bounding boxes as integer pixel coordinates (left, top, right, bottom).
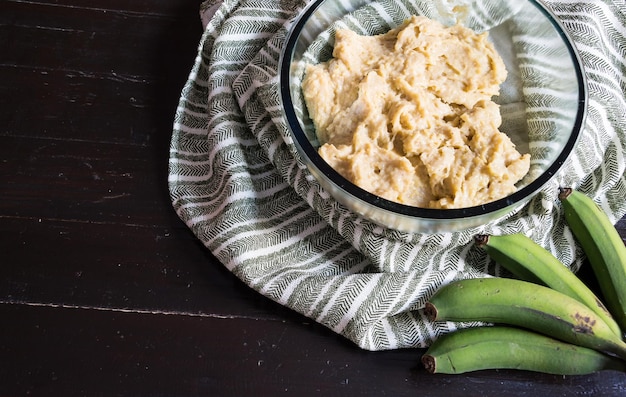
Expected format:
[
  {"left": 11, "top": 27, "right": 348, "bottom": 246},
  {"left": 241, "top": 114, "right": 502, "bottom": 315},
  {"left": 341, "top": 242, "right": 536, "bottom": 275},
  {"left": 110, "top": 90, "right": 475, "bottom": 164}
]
[
  {"left": 422, "top": 326, "right": 626, "bottom": 375},
  {"left": 424, "top": 277, "right": 626, "bottom": 359},
  {"left": 560, "top": 187, "right": 626, "bottom": 335},
  {"left": 475, "top": 233, "right": 622, "bottom": 337}
]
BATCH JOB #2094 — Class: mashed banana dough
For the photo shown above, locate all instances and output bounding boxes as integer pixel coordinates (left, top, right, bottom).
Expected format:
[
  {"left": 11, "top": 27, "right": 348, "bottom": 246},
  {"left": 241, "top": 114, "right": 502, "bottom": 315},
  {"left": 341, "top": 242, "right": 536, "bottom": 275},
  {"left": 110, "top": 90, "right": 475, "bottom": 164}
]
[{"left": 302, "top": 15, "right": 530, "bottom": 209}]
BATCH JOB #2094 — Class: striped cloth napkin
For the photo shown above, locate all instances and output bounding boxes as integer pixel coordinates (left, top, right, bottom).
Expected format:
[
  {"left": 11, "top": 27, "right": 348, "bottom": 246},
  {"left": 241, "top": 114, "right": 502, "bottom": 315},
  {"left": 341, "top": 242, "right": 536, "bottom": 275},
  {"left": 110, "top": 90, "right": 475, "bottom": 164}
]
[{"left": 169, "top": 0, "right": 626, "bottom": 350}]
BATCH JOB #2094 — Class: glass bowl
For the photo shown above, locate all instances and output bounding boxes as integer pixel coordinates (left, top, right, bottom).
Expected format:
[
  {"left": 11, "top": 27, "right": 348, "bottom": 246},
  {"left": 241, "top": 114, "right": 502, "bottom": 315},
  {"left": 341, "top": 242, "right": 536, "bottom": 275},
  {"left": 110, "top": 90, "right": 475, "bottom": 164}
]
[{"left": 279, "top": 0, "right": 586, "bottom": 233}]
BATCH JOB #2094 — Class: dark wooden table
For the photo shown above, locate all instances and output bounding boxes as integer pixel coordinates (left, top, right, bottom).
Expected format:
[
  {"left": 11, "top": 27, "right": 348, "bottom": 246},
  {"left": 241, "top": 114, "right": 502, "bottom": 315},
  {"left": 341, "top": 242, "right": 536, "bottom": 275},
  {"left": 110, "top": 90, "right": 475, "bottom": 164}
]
[{"left": 2, "top": 1, "right": 626, "bottom": 396}]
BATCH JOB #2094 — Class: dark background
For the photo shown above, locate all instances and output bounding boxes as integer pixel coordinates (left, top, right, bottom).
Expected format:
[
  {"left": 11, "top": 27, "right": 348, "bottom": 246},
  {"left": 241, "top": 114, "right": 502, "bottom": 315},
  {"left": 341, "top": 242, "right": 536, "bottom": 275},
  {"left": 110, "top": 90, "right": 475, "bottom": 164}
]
[{"left": 2, "top": 1, "right": 626, "bottom": 395}]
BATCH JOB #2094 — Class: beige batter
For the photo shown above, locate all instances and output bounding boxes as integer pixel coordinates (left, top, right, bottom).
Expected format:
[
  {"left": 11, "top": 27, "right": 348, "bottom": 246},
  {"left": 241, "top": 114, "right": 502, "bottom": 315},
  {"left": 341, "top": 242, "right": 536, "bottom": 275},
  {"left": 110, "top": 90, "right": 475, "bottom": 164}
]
[{"left": 302, "top": 15, "right": 530, "bottom": 209}]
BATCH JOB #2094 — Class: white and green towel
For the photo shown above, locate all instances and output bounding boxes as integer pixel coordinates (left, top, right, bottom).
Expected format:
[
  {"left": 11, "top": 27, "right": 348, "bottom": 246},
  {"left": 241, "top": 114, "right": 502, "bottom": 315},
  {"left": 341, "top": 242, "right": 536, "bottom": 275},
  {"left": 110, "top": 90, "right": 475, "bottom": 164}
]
[{"left": 169, "top": 0, "right": 626, "bottom": 350}]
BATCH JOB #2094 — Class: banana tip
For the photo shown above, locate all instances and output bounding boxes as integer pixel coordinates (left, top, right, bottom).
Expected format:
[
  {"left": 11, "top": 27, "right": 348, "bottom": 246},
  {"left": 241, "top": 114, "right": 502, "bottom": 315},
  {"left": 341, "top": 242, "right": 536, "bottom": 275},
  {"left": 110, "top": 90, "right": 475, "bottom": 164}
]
[
  {"left": 558, "top": 187, "right": 573, "bottom": 201},
  {"left": 424, "top": 302, "right": 438, "bottom": 321},
  {"left": 474, "top": 234, "right": 490, "bottom": 247},
  {"left": 421, "top": 354, "right": 436, "bottom": 374}
]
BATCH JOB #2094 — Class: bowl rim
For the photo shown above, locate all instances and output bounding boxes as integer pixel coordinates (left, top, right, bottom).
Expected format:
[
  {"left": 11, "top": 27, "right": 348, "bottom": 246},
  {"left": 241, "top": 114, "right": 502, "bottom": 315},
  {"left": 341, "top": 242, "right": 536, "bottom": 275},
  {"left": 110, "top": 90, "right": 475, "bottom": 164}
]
[{"left": 279, "top": 0, "right": 587, "bottom": 221}]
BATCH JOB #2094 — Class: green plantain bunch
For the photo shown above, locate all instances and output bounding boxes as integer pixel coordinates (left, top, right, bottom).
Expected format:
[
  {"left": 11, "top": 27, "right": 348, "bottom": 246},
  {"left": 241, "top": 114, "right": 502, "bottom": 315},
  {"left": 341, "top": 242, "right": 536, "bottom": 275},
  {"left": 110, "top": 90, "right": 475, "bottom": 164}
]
[{"left": 421, "top": 188, "right": 626, "bottom": 375}]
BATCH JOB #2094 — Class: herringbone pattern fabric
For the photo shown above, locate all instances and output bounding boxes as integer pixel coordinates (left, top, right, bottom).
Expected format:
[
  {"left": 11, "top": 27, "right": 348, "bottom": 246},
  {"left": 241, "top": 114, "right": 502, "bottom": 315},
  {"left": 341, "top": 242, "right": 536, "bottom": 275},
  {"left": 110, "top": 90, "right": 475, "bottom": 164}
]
[{"left": 169, "top": 0, "right": 626, "bottom": 350}]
